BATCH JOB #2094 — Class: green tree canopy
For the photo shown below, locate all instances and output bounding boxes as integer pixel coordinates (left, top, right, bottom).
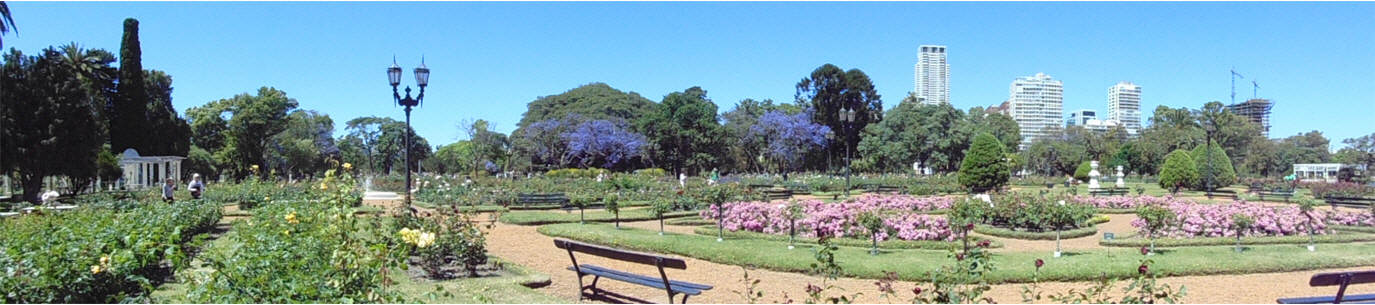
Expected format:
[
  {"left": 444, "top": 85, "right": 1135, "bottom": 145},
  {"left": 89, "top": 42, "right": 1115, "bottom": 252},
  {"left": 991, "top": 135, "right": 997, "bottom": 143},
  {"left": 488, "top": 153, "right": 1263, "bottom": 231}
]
[
  {"left": 2, "top": 48, "right": 104, "bottom": 202},
  {"left": 1192, "top": 140, "right": 1237, "bottom": 190},
  {"left": 795, "top": 64, "right": 883, "bottom": 166},
  {"left": 958, "top": 133, "right": 1010, "bottom": 192},
  {"left": 637, "top": 86, "right": 725, "bottom": 175},
  {"left": 1158, "top": 149, "right": 1199, "bottom": 191}
]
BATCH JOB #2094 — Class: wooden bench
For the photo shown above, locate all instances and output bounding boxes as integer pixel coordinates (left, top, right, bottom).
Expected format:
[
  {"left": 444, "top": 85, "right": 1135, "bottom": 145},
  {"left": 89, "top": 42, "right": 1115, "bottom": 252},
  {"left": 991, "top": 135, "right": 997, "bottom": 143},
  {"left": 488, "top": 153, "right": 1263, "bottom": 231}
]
[
  {"left": 555, "top": 239, "right": 713, "bottom": 304},
  {"left": 1278, "top": 271, "right": 1375, "bottom": 304},
  {"left": 517, "top": 193, "right": 568, "bottom": 208},
  {"left": 746, "top": 184, "right": 774, "bottom": 191},
  {"left": 1326, "top": 196, "right": 1375, "bottom": 210},
  {"left": 1259, "top": 189, "right": 1296, "bottom": 202},
  {"left": 1089, "top": 188, "right": 1128, "bottom": 197},
  {"left": 783, "top": 184, "right": 812, "bottom": 195},
  {"left": 764, "top": 189, "right": 793, "bottom": 201},
  {"left": 868, "top": 185, "right": 903, "bottom": 195},
  {"left": 1205, "top": 189, "right": 1238, "bottom": 200}
]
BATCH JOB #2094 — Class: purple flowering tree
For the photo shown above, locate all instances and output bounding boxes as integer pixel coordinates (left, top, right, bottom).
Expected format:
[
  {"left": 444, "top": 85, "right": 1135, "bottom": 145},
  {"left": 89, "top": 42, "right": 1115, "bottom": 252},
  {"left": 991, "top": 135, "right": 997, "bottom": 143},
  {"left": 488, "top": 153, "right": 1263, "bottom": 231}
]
[
  {"left": 562, "top": 120, "right": 647, "bottom": 170},
  {"left": 748, "top": 110, "right": 831, "bottom": 173},
  {"left": 521, "top": 118, "right": 570, "bottom": 168}
]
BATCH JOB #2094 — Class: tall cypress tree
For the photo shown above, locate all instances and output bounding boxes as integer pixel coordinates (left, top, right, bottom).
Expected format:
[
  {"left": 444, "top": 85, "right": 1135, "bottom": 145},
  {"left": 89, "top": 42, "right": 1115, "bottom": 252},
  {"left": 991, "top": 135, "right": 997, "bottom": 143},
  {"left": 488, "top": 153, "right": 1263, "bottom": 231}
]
[{"left": 111, "top": 18, "right": 148, "bottom": 154}]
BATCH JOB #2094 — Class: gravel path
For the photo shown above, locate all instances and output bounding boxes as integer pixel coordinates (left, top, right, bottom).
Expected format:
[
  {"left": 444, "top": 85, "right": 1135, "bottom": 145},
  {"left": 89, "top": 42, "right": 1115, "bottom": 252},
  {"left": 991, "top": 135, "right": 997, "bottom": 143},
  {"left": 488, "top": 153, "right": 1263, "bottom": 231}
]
[{"left": 365, "top": 194, "right": 1375, "bottom": 304}]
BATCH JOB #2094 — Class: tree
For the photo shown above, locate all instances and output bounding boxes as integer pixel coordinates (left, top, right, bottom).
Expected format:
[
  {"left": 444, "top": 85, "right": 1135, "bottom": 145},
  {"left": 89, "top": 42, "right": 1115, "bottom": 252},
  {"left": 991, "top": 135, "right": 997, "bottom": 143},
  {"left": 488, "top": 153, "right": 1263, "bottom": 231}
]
[
  {"left": 269, "top": 110, "right": 337, "bottom": 178},
  {"left": 58, "top": 43, "right": 117, "bottom": 141},
  {"left": 0, "top": 2, "right": 15, "bottom": 49},
  {"left": 1339, "top": 133, "right": 1375, "bottom": 171},
  {"left": 220, "top": 87, "right": 299, "bottom": 179},
  {"left": 515, "top": 83, "right": 655, "bottom": 131},
  {"left": 142, "top": 69, "right": 191, "bottom": 156},
  {"left": 722, "top": 98, "right": 802, "bottom": 172},
  {"left": 563, "top": 120, "right": 646, "bottom": 170},
  {"left": 2, "top": 48, "right": 103, "bottom": 202},
  {"left": 855, "top": 95, "right": 970, "bottom": 173},
  {"left": 748, "top": 110, "right": 830, "bottom": 175},
  {"left": 958, "top": 133, "right": 1009, "bottom": 192},
  {"left": 1073, "top": 161, "right": 1092, "bottom": 182},
  {"left": 795, "top": 64, "right": 882, "bottom": 166},
  {"left": 110, "top": 18, "right": 149, "bottom": 154},
  {"left": 1191, "top": 140, "right": 1237, "bottom": 190},
  {"left": 637, "top": 87, "right": 725, "bottom": 174},
  {"left": 424, "top": 141, "right": 474, "bottom": 174},
  {"left": 463, "top": 119, "right": 509, "bottom": 175},
  {"left": 1158, "top": 149, "right": 1199, "bottom": 192}
]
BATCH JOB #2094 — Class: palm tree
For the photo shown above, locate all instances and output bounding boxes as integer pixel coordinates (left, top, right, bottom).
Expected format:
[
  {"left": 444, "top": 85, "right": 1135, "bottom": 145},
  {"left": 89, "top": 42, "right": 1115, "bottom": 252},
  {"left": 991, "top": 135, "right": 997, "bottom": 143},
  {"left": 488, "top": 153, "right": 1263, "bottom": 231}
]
[
  {"left": 1, "top": 2, "right": 16, "bottom": 49},
  {"left": 59, "top": 43, "right": 118, "bottom": 135}
]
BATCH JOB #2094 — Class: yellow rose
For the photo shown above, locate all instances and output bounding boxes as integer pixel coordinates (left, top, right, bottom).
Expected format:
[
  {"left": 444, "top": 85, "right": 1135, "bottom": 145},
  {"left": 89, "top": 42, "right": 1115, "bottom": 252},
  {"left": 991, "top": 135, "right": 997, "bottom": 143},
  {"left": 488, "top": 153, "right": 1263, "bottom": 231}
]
[
  {"left": 99, "top": 255, "right": 110, "bottom": 266},
  {"left": 342, "top": 163, "right": 353, "bottom": 170},
  {"left": 283, "top": 230, "right": 291, "bottom": 236},
  {"left": 416, "top": 232, "right": 436, "bottom": 248},
  {"left": 320, "top": 183, "right": 329, "bottom": 191},
  {"left": 285, "top": 213, "right": 299, "bottom": 224},
  {"left": 90, "top": 265, "right": 102, "bottom": 274}
]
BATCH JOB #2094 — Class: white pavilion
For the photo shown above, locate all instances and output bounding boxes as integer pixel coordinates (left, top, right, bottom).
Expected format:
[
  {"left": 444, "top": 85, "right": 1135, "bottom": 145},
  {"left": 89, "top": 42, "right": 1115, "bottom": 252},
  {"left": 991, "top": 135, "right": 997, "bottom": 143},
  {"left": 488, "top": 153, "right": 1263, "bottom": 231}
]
[{"left": 117, "top": 148, "right": 185, "bottom": 189}]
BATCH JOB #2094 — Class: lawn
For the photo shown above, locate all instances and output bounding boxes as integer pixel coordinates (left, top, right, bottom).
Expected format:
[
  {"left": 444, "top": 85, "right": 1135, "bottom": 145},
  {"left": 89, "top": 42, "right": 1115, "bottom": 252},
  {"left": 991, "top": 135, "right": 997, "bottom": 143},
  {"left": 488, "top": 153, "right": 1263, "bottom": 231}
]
[
  {"left": 386, "top": 257, "right": 566, "bottom": 304},
  {"left": 500, "top": 207, "right": 698, "bottom": 225},
  {"left": 540, "top": 222, "right": 1375, "bottom": 284}
]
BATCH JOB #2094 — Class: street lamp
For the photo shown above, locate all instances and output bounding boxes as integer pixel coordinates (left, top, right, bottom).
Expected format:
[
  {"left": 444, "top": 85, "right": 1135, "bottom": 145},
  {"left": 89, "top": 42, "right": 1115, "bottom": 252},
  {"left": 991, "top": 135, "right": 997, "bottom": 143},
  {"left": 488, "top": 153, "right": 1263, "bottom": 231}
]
[
  {"left": 825, "top": 130, "right": 835, "bottom": 175},
  {"left": 1203, "top": 121, "right": 1216, "bottom": 196},
  {"left": 388, "top": 57, "right": 429, "bottom": 210},
  {"left": 839, "top": 108, "right": 856, "bottom": 197}
]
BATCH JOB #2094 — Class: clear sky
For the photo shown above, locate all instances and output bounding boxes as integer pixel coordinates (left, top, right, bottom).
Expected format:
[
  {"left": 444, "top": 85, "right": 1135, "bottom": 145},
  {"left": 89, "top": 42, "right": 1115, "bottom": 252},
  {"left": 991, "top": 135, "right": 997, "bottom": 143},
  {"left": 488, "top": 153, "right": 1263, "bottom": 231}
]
[{"left": 6, "top": 2, "right": 1373, "bottom": 150}]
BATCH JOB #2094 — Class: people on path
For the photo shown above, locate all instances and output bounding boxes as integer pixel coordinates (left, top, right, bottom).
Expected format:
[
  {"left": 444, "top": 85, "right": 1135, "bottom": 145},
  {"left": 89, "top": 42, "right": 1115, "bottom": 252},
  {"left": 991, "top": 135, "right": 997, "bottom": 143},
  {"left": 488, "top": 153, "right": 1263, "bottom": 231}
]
[
  {"left": 188, "top": 174, "right": 205, "bottom": 199},
  {"left": 709, "top": 168, "right": 719, "bottom": 185},
  {"left": 162, "top": 178, "right": 177, "bottom": 203},
  {"left": 678, "top": 173, "right": 686, "bottom": 188}
]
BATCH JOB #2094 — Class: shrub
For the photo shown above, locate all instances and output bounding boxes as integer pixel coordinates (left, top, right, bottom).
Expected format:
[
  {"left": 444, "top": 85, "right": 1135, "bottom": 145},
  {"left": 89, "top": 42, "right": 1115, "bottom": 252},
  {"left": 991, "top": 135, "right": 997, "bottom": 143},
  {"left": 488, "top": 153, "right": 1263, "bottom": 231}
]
[
  {"left": 633, "top": 168, "right": 668, "bottom": 177},
  {"left": 1131, "top": 200, "right": 1327, "bottom": 238},
  {"left": 981, "top": 192, "right": 1095, "bottom": 232},
  {"left": 700, "top": 196, "right": 957, "bottom": 241},
  {"left": 1073, "top": 161, "right": 1092, "bottom": 182},
  {"left": 958, "top": 133, "right": 1010, "bottom": 193},
  {"left": 1157, "top": 149, "right": 1199, "bottom": 191},
  {"left": 1190, "top": 141, "right": 1237, "bottom": 190}
]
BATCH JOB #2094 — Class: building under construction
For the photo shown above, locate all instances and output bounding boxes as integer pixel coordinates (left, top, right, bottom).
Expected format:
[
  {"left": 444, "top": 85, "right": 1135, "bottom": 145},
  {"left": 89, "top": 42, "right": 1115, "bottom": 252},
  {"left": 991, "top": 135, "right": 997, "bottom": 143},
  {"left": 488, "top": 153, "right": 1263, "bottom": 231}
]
[{"left": 1227, "top": 98, "right": 1273, "bottom": 137}]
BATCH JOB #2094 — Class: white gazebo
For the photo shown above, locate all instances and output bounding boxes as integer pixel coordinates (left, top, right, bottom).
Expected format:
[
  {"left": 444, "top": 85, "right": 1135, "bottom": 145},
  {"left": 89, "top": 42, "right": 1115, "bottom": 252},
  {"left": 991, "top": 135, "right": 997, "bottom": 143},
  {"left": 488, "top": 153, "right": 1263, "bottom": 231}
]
[{"left": 118, "top": 148, "right": 185, "bottom": 189}]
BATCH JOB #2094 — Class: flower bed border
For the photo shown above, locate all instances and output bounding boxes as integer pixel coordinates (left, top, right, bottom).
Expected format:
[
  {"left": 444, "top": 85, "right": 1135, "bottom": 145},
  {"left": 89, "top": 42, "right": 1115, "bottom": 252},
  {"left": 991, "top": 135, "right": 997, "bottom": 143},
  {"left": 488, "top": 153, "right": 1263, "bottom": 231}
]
[
  {"left": 973, "top": 224, "right": 1099, "bottom": 241},
  {"left": 1099, "top": 232, "right": 1375, "bottom": 247},
  {"left": 690, "top": 225, "right": 1002, "bottom": 250}
]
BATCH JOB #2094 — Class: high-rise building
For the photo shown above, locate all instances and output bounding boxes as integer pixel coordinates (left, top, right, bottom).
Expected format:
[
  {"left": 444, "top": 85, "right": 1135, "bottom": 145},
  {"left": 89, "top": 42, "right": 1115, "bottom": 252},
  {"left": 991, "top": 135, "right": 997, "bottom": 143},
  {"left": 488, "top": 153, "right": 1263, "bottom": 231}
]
[
  {"left": 1227, "top": 98, "right": 1273, "bottom": 137},
  {"left": 913, "top": 45, "right": 949, "bottom": 105},
  {"left": 1108, "top": 82, "right": 1142, "bottom": 134},
  {"left": 1009, "top": 73, "right": 1064, "bottom": 149},
  {"left": 1067, "top": 109, "right": 1096, "bottom": 127}
]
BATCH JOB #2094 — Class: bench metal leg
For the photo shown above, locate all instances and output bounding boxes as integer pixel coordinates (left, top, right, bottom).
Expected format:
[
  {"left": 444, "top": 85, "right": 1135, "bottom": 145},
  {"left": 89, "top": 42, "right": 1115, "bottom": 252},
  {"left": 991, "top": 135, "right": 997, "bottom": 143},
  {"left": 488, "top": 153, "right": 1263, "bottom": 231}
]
[{"left": 680, "top": 294, "right": 691, "bottom": 304}]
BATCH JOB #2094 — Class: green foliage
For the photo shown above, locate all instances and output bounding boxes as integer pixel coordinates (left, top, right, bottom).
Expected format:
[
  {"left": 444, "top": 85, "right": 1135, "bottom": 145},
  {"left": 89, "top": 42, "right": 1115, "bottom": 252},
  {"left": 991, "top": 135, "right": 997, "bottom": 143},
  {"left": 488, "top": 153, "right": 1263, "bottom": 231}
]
[
  {"left": 796, "top": 64, "right": 883, "bottom": 171},
  {"left": 1023, "top": 249, "right": 1186, "bottom": 304},
  {"left": 514, "top": 83, "right": 655, "bottom": 132},
  {"left": 633, "top": 168, "right": 668, "bottom": 177},
  {"left": 0, "top": 200, "right": 222, "bottom": 302},
  {"left": 977, "top": 192, "right": 1096, "bottom": 233},
  {"left": 909, "top": 234, "right": 996, "bottom": 304},
  {"left": 2, "top": 47, "right": 105, "bottom": 201},
  {"left": 1157, "top": 149, "right": 1199, "bottom": 191},
  {"left": 1191, "top": 140, "right": 1237, "bottom": 190},
  {"left": 1136, "top": 205, "right": 1176, "bottom": 253},
  {"left": 1073, "top": 161, "right": 1092, "bottom": 182},
  {"left": 408, "top": 214, "right": 489, "bottom": 279},
  {"left": 958, "top": 133, "right": 1010, "bottom": 192},
  {"left": 636, "top": 86, "right": 726, "bottom": 174},
  {"left": 545, "top": 167, "right": 608, "bottom": 179},
  {"left": 110, "top": 18, "right": 148, "bottom": 154}
]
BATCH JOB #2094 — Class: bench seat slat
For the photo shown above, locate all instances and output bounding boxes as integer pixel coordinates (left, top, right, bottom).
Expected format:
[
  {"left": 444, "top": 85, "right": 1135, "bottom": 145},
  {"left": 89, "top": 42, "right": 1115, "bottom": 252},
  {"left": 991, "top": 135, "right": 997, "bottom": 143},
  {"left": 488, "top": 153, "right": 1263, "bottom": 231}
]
[
  {"left": 555, "top": 239, "right": 688, "bottom": 269},
  {"left": 568, "top": 264, "right": 712, "bottom": 294},
  {"left": 1278, "top": 293, "right": 1375, "bottom": 304}
]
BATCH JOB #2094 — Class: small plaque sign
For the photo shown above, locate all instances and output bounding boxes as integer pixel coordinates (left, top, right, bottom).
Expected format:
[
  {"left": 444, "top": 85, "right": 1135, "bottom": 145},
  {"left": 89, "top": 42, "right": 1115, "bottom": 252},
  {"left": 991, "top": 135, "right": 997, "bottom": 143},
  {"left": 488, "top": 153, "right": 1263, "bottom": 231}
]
[{"left": 1103, "top": 232, "right": 1115, "bottom": 240}]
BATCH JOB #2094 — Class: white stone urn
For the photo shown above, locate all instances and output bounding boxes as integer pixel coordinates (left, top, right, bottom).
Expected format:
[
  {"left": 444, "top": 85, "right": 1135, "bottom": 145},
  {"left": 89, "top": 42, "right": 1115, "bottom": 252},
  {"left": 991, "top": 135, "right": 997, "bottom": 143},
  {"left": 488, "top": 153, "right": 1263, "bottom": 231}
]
[
  {"left": 1088, "top": 160, "right": 1102, "bottom": 190},
  {"left": 1115, "top": 165, "right": 1126, "bottom": 188}
]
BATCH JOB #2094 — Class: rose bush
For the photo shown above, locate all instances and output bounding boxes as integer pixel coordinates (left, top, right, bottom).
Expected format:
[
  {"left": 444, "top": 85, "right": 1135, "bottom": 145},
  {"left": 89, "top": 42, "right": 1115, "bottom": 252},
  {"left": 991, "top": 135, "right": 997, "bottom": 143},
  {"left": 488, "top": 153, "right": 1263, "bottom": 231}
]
[
  {"left": 1130, "top": 200, "right": 1328, "bottom": 238},
  {"left": 700, "top": 195, "right": 958, "bottom": 241}
]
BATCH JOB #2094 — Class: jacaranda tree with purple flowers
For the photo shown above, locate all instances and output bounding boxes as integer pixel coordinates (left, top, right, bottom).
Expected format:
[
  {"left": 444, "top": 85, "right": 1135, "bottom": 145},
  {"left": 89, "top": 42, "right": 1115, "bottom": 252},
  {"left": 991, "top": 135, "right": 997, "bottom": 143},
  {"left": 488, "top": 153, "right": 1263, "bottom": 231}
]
[
  {"left": 562, "top": 119, "right": 647, "bottom": 170},
  {"left": 748, "top": 110, "right": 830, "bottom": 174}
]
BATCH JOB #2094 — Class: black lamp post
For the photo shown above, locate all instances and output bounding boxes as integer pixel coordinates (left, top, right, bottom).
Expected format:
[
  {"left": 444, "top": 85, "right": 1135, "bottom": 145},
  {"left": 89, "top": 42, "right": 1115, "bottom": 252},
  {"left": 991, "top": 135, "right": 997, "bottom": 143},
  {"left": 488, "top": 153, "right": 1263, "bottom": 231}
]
[
  {"left": 825, "top": 130, "right": 835, "bottom": 175},
  {"left": 1203, "top": 121, "right": 1216, "bottom": 195},
  {"left": 388, "top": 57, "right": 429, "bottom": 210},
  {"left": 839, "top": 108, "right": 856, "bottom": 197}
]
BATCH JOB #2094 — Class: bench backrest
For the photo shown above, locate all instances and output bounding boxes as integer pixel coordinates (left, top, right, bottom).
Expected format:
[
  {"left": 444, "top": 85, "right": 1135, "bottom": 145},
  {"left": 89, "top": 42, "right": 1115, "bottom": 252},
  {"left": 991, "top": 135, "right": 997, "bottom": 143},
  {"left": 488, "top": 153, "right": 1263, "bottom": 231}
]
[
  {"left": 1326, "top": 196, "right": 1375, "bottom": 202},
  {"left": 1311, "top": 271, "right": 1375, "bottom": 287},
  {"left": 554, "top": 239, "right": 687, "bottom": 269},
  {"left": 518, "top": 193, "right": 566, "bottom": 200}
]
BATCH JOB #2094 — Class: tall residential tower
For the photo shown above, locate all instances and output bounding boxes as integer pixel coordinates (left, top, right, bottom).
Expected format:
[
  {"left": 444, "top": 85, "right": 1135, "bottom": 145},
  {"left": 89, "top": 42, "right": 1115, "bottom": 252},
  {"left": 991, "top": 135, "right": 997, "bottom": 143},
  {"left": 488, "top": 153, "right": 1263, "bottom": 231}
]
[
  {"left": 1108, "top": 82, "right": 1142, "bottom": 135},
  {"left": 914, "top": 45, "right": 949, "bottom": 105},
  {"left": 1009, "top": 73, "right": 1064, "bottom": 149}
]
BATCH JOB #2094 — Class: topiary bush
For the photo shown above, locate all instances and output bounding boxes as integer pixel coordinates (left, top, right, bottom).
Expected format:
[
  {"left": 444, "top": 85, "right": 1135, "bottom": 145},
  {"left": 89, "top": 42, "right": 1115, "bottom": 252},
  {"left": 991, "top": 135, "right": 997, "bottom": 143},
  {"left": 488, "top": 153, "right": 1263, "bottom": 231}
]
[
  {"left": 958, "top": 133, "right": 1010, "bottom": 193},
  {"left": 1073, "top": 161, "right": 1092, "bottom": 182},
  {"left": 1157, "top": 149, "right": 1199, "bottom": 192},
  {"left": 1190, "top": 141, "right": 1236, "bottom": 191}
]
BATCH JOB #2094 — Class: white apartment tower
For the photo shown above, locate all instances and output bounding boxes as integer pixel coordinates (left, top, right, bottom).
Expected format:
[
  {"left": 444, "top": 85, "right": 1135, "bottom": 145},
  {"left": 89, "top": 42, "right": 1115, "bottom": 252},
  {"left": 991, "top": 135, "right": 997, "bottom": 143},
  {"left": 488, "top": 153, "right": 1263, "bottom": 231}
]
[
  {"left": 913, "top": 45, "right": 949, "bottom": 105},
  {"left": 1009, "top": 73, "right": 1064, "bottom": 149},
  {"left": 1108, "top": 82, "right": 1142, "bottom": 134}
]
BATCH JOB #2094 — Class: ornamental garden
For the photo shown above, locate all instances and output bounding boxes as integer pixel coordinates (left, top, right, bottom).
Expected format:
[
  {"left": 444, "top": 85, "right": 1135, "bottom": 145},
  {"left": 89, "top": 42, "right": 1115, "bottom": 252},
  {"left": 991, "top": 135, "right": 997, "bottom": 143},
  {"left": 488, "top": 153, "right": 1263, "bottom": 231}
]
[{"left": 5, "top": 14, "right": 1375, "bottom": 305}]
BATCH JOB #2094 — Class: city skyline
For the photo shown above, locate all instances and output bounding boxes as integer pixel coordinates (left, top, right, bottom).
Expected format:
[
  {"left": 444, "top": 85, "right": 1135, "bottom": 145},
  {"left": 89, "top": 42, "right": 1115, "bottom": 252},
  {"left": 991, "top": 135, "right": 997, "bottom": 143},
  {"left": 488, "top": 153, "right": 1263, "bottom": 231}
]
[{"left": 4, "top": 2, "right": 1371, "bottom": 150}]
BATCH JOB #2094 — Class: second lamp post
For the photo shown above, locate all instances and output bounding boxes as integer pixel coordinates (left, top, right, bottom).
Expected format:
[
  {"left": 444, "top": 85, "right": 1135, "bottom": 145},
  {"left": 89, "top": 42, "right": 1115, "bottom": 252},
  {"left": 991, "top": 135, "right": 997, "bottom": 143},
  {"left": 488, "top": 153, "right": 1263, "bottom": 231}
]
[{"left": 388, "top": 58, "right": 430, "bottom": 210}]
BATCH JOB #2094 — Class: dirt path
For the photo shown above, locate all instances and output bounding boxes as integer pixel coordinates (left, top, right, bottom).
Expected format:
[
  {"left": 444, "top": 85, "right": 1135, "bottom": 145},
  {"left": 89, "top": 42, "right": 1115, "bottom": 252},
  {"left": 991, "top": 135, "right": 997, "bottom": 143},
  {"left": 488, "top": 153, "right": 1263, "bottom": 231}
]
[
  {"left": 980, "top": 213, "right": 1140, "bottom": 253},
  {"left": 365, "top": 195, "right": 1373, "bottom": 304}
]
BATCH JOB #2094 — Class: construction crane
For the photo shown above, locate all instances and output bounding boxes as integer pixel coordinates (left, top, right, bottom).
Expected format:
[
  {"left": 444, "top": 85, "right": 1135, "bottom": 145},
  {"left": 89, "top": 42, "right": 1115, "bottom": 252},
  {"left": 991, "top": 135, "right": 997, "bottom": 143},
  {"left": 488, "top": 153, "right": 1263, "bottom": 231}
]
[
  {"left": 1252, "top": 80, "right": 1260, "bottom": 100},
  {"left": 1231, "top": 68, "right": 1245, "bottom": 104}
]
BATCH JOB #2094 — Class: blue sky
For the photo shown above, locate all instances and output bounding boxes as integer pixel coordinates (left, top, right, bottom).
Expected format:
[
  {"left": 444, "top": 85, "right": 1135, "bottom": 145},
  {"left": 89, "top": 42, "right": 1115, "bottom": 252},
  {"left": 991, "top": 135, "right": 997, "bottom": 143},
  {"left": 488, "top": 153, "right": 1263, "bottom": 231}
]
[{"left": 6, "top": 2, "right": 1373, "bottom": 150}]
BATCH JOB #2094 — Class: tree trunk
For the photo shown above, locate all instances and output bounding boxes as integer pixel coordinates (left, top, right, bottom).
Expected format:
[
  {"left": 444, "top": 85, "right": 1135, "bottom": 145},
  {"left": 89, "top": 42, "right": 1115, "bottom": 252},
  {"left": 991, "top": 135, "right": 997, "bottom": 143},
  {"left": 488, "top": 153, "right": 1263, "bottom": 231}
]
[{"left": 21, "top": 173, "right": 44, "bottom": 204}]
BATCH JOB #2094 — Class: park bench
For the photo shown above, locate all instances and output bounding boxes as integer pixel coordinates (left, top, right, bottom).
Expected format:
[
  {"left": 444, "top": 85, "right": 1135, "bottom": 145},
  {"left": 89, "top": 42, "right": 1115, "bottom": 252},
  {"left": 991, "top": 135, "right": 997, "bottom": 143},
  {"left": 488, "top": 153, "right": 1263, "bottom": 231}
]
[
  {"left": 1258, "top": 189, "right": 1296, "bottom": 202},
  {"left": 1205, "top": 189, "right": 1238, "bottom": 200},
  {"left": 1325, "top": 196, "right": 1375, "bottom": 210},
  {"left": 554, "top": 239, "right": 713, "bottom": 304},
  {"left": 1089, "top": 188, "right": 1128, "bottom": 197},
  {"left": 1278, "top": 270, "right": 1375, "bottom": 304},
  {"left": 747, "top": 184, "right": 774, "bottom": 191},
  {"left": 516, "top": 193, "right": 569, "bottom": 208},
  {"left": 764, "top": 189, "right": 793, "bottom": 201},
  {"left": 865, "top": 185, "right": 903, "bottom": 195},
  {"left": 783, "top": 184, "right": 812, "bottom": 195}
]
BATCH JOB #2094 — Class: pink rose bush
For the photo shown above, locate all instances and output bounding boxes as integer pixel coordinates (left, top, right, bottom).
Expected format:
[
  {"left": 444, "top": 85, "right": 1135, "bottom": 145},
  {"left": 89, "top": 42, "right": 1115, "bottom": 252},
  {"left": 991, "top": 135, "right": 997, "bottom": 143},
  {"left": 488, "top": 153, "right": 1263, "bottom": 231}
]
[
  {"left": 1326, "top": 210, "right": 1375, "bottom": 227},
  {"left": 700, "top": 195, "right": 958, "bottom": 241},
  {"left": 1130, "top": 199, "right": 1327, "bottom": 238},
  {"left": 1070, "top": 195, "right": 1176, "bottom": 209}
]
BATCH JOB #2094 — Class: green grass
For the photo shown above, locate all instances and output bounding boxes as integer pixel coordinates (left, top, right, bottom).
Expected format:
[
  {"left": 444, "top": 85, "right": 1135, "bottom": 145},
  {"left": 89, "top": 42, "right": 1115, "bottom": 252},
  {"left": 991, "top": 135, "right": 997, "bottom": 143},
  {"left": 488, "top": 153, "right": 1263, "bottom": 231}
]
[
  {"left": 387, "top": 257, "right": 566, "bottom": 304},
  {"left": 500, "top": 207, "right": 698, "bottom": 225},
  {"left": 1099, "top": 232, "right": 1375, "bottom": 247},
  {"left": 1333, "top": 225, "right": 1375, "bottom": 234},
  {"left": 664, "top": 216, "right": 715, "bottom": 226},
  {"left": 689, "top": 225, "right": 1002, "bottom": 250},
  {"left": 539, "top": 222, "right": 1375, "bottom": 284},
  {"left": 974, "top": 224, "right": 1099, "bottom": 240}
]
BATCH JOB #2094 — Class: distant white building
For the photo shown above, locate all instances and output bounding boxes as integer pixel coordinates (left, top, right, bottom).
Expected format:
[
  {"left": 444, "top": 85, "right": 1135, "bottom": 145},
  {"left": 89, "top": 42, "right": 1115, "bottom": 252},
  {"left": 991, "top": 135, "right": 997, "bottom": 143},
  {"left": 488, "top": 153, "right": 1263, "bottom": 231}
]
[
  {"left": 118, "top": 148, "right": 185, "bottom": 189},
  {"left": 914, "top": 45, "right": 949, "bottom": 105},
  {"left": 1108, "top": 82, "right": 1142, "bottom": 134},
  {"left": 1009, "top": 73, "right": 1064, "bottom": 149},
  {"left": 1082, "top": 118, "right": 1124, "bottom": 133},
  {"left": 1293, "top": 163, "right": 1344, "bottom": 183},
  {"left": 1067, "top": 109, "right": 1097, "bottom": 127}
]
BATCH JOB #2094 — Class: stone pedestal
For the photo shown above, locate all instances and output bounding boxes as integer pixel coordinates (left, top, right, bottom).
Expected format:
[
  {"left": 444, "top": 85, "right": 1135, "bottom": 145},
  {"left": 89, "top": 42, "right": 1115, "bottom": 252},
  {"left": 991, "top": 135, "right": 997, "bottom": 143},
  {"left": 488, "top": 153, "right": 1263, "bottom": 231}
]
[
  {"left": 1115, "top": 165, "right": 1126, "bottom": 188},
  {"left": 1088, "top": 161, "right": 1102, "bottom": 190}
]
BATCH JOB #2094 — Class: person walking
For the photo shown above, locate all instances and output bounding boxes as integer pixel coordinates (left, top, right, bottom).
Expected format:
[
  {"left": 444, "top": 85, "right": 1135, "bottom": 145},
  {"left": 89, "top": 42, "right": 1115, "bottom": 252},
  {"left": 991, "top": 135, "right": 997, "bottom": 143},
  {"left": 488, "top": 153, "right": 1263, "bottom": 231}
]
[
  {"left": 162, "top": 178, "right": 177, "bottom": 203},
  {"left": 187, "top": 174, "right": 205, "bottom": 199}
]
